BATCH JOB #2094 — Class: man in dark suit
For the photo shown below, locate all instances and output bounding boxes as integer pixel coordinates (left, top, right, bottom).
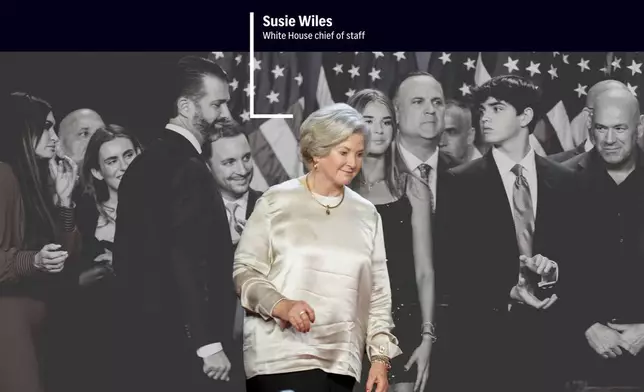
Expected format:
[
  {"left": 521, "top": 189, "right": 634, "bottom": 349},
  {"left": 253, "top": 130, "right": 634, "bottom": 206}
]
[
  {"left": 443, "top": 75, "right": 579, "bottom": 392},
  {"left": 203, "top": 119, "right": 262, "bottom": 248},
  {"left": 391, "top": 71, "right": 460, "bottom": 391},
  {"left": 112, "top": 55, "right": 240, "bottom": 392},
  {"left": 549, "top": 141, "right": 588, "bottom": 163},
  {"left": 549, "top": 79, "right": 629, "bottom": 163},
  {"left": 392, "top": 71, "right": 460, "bottom": 301},
  {"left": 203, "top": 119, "right": 262, "bottom": 347},
  {"left": 563, "top": 87, "right": 644, "bottom": 388}
]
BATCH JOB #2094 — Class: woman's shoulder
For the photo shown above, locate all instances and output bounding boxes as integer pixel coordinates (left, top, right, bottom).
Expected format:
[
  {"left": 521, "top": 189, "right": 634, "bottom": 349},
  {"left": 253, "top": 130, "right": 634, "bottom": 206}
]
[
  {"left": 253, "top": 177, "right": 305, "bottom": 208},
  {"left": 344, "top": 186, "right": 380, "bottom": 217},
  {"left": 0, "top": 162, "right": 19, "bottom": 189},
  {"left": 261, "top": 177, "right": 303, "bottom": 197}
]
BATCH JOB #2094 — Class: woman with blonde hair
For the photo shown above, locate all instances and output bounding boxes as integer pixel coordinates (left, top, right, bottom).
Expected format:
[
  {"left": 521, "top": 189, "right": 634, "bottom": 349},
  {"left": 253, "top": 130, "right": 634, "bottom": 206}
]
[
  {"left": 348, "top": 88, "right": 436, "bottom": 392},
  {"left": 234, "top": 103, "right": 400, "bottom": 392}
]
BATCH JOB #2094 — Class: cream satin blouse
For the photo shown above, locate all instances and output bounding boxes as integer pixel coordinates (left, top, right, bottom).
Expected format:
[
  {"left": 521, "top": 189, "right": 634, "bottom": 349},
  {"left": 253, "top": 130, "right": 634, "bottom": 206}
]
[{"left": 233, "top": 177, "right": 401, "bottom": 381}]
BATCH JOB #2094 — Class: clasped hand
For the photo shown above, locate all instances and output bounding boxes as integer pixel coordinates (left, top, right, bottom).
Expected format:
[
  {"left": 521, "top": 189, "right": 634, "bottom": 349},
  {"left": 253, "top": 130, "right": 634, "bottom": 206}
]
[
  {"left": 203, "top": 350, "right": 231, "bottom": 381},
  {"left": 510, "top": 254, "right": 558, "bottom": 310},
  {"left": 586, "top": 323, "right": 644, "bottom": 358}
]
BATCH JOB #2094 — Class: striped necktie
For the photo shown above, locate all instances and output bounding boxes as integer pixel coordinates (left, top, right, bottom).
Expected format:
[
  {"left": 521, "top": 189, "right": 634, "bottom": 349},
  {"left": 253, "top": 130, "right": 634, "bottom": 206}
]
[
  {"left": 511, "top": 164, "right": 535, "bottom": 292},
  {"left": 417, "top": 163, "right": 435, "bottom": 214}
]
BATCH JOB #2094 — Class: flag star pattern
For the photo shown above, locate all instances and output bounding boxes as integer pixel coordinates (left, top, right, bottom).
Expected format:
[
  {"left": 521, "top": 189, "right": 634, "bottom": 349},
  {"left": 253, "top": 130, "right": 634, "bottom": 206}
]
[{"left": 208, "top": 52, "right": 644, "bottom": 190}]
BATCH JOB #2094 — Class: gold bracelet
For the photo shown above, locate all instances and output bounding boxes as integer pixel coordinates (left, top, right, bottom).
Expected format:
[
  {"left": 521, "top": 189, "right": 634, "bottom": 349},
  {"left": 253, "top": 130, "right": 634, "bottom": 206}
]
[
  {"left": 421, "top": 321, "right": 436, "bottom": 334},
  {"left": 421, "top": 321, "right": 438, "bottom": 342},
  {"left": 371, "top": 355, "right": 391, "bottom": 370},
  {"left": 421, "top": 331, "right": 438, "bottom": 342}
]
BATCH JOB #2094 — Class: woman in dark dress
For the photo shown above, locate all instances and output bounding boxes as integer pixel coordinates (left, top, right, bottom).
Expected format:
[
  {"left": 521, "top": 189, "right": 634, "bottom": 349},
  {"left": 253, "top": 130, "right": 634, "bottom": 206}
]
[
  {"left": 348, "top": 89, "right": 436, "bottom": 392},
  {"left": 67, "top": 124, "right": 142, "bottom": 392},
  {"left": 0, "top": 92, "right": 80, "bottom": 392}
]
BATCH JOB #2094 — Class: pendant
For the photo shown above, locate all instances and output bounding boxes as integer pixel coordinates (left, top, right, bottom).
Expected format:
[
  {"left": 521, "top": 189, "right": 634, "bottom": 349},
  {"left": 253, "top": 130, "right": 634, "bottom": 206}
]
[{"left": 325, "top": 206, "right": 330, "bottom": 215}]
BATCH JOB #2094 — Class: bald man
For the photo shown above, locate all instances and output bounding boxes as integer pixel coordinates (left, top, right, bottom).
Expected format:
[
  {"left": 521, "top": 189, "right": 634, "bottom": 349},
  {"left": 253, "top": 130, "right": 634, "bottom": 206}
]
[
  {"left": 549, "top": 80, "right": 629, "bottom": 163},
  {"left": 563, "top": 88, "right": 644, "bottom": 387},
  {"left": 391, "top": 71, "right": 459, "bottom": 392},
  {"left": 439, "top": 99, "right": 482, "bottom": 165},
  {"left": 59, "top": 108, "right": 105, "bottom": 168}
]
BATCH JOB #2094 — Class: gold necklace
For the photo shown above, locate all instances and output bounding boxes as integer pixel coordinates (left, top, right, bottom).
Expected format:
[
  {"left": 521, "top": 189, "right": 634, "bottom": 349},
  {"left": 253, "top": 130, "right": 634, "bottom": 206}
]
[
  {"left": 305, "top": 173, "right": 345, "bottom": 215},
  {"left": 361, "top": 178, "right": 385, "bottom": 191}
]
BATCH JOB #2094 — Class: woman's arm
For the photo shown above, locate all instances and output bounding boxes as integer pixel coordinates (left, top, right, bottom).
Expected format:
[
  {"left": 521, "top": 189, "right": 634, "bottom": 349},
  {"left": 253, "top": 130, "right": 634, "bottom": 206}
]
[
  {"left": 50, "top": 156, "right": 82, "bottom": 266},
  {"left": 406, "top": 174, "right": 436, "bottom": 339},
  {"left": 233, "top": 195, "right": 286, "bottom": 321},
  {"left": 0, "top": 165, "right": 39, "bottom": 283},
  {"left": 365, "top": 212, "right": 402, "bottom": 361}
]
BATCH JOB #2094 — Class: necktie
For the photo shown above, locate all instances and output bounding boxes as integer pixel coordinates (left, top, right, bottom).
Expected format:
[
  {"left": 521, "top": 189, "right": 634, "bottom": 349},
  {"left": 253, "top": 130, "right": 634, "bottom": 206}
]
[
  {"left": 226, "top": 203, "right": 243, "bottom": 244},
  {"left": 418, "top": 163, "right": 436, "bottom": 214},
  {"left": 511, "top": 164, "right": 535, "bottom": 292}
]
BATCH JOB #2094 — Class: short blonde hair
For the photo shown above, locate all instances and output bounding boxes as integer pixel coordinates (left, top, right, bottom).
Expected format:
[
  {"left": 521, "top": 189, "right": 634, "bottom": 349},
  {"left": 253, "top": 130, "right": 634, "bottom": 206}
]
[{"left": 299, "top": 103, "right": 369, "bottom": 166}]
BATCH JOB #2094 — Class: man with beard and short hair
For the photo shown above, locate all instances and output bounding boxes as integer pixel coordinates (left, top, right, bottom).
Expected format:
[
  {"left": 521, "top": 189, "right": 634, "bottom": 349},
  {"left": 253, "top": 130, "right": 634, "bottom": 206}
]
[{"left": 112, "top": 55, "right": 241, "bottom": 392}]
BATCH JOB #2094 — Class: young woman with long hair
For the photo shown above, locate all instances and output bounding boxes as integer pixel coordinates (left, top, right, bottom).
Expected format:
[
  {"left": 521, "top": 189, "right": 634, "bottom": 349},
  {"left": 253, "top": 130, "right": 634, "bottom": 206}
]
[
  {"left": 0, "top": 92, "right": 80, "bottom": 392},
  {"left": 348, "top": 89, "right": 436, "bottom": 392}
]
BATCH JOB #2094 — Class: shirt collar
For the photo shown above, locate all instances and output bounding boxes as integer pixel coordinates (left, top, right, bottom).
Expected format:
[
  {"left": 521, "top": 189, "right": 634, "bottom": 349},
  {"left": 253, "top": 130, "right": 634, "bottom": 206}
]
[
  {"left": 224, "top": 191, "right": 249, "bottom": 208},
  {"left": 397, "top": 141, "right": 440, "bottom": 171},
  {"left": 492, "top": 146, "right": 536, "bottom": 176},
  {"left": 584, "top": 138, "right": 594, "bottom": 152},
  {"left": 165, "top": 123, "right": 202, "bottom": 154}
]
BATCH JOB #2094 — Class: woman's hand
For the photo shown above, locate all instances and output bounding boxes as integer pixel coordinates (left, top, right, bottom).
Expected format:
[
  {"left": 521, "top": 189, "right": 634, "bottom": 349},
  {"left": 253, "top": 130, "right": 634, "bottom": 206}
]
[
  {"left": 79, "top": 264, "right": 113, "bottom": 287},
  {"left": 404, "top": 337, "right": 433, "bottom": 391},
  {"left": 365, "top": 361, "right": 389, "bottom": 392},
  {"left": 49, "top": 155, "right": 78, "bottom": 207},
  {"left": 79, "top": 250, "right": 114, "bottom": 286},
  {"left": 271, "top": 298, "right": 316, "bottom": 332},
  {"left": 34, "top": 243, "right": 68, "bottom": 273}
]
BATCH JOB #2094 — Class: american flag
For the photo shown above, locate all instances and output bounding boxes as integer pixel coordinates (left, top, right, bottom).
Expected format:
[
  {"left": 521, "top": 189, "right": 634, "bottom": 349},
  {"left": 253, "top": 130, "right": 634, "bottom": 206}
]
[{"left": 209, "top": 51, "right": 644, "bottom": 190}]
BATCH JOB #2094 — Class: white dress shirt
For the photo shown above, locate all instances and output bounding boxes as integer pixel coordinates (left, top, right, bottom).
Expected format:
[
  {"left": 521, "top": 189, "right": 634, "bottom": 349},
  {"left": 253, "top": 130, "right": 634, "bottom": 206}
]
[
  {"left": 165, "top": 123, "right": 223, "bottom": 358},
  {"left": 491, "top": 147, "right": 558, "bottom": 286},
  {"left": 584, "top": 137, "right": 594, "bottom": 152},
  {"left": 397, "top": 142, "right": 439, "bottom": 207},
  {"left": 492, "top": 147, "right": 538, "bottom": 218}
]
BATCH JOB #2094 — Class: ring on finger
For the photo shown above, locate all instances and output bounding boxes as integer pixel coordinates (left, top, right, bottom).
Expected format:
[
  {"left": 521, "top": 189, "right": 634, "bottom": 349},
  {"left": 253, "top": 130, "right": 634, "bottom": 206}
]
[{"left": 299, "top": 311, "right": 307, "bottom": 317}]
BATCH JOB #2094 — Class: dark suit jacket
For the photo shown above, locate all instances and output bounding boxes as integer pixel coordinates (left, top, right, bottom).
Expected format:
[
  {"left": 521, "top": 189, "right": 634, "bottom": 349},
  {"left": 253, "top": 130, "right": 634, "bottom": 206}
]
[
  {"left": 548, "top": 140, "right": 587, "bottom": 163},
  {"left": 394, "top": 144, "right": 460, "bottom": 306},
  {"left": 112, "top": 129, "right": 238, "bottom": 392},
  {"left": 443, "top": 149, "right": 580, "bottom": 391},
  {"left": 245, "top": 188, "right": 262, "bottom": 220}
]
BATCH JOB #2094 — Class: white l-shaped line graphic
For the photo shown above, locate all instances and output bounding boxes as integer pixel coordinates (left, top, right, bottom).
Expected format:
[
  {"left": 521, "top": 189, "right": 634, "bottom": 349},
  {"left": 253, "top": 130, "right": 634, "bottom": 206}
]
[{"left": 249, "top": 12, "right": 294, "bottom": 120}]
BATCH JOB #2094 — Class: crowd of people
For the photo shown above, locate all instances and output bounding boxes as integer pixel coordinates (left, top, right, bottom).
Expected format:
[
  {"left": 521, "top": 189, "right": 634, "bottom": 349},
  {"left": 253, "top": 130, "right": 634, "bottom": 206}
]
[{"left": 0, "top": 54, "right": 642, "bottom": 392}]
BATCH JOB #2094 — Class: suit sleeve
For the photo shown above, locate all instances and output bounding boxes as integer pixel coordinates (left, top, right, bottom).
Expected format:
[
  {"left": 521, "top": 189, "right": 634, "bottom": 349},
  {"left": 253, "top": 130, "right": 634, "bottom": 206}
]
[
  {"left": 441, "top": 170, "right": 466, "bottom": 307},
  {"left": 168, "top": 161, "right": 226, "bottom": 354}
]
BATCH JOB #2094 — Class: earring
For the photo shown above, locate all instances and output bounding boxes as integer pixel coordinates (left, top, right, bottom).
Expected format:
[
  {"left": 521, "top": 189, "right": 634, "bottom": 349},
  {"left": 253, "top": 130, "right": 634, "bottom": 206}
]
[{"left": 314, "top": 162, "right": 318, "bottom": 170}]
